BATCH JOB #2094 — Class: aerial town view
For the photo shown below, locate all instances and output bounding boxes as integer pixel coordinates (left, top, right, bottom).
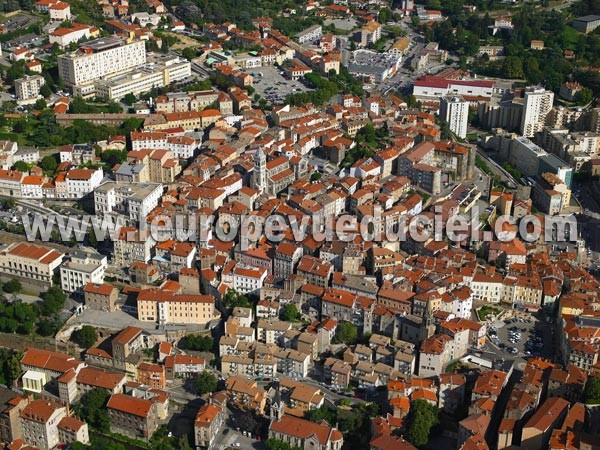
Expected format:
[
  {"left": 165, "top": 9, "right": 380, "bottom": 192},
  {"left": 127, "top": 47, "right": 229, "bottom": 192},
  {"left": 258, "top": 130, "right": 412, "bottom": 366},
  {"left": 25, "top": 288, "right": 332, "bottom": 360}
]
[{"left": 0, "top": 0, "right": 599, "bottom": 449}]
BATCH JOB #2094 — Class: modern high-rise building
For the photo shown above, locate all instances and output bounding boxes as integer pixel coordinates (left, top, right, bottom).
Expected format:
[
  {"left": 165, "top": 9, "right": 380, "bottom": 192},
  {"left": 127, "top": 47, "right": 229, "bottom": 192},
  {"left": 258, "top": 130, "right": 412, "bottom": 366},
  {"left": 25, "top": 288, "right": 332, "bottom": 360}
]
[
  {"left": 58, "top": 38, "right": 146, "bottom": 87},
  {"left": 94, "top": 55, "right": 191, "bottom": 100},
  {"left": 440, "top": 95, "right": 469, "bottom": 139},
  {"left": 520, "top": 86, "right": 554, "bottom": 137}
]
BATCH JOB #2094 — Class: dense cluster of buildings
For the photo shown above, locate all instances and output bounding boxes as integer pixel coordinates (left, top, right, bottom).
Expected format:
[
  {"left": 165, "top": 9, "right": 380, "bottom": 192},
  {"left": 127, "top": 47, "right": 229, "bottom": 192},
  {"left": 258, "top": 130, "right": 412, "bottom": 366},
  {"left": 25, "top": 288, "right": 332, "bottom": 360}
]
[{"left": 1, "top": 0, "right": 600, "bottom": 449}]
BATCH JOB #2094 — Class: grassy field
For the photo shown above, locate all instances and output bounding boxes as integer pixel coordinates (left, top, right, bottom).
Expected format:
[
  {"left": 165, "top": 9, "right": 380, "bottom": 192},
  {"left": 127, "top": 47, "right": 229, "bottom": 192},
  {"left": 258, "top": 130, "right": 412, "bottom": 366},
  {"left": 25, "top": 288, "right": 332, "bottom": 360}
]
[
  {"left": 477, "top": 305, "right": 501, "bottom": 321},
  {"left": 162, "top": 31, "right": 199, "bottom": 50},
  {"left": 563, "top": 25, "right": 580, "bottom": 50},
  {"left": 0, "top": 132, "right": 25, "bottom": 145}
]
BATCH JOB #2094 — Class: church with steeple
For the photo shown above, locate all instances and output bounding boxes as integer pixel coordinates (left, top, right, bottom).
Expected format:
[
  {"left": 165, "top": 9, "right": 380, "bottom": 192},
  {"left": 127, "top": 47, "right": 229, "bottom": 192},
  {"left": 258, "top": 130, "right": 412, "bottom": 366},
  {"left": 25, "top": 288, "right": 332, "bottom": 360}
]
[
  {"left": 250, "top": 147, "right": 296, "bottom": 195},
  {"left": 252, "top": 147, "right": 267, "bottom": 192}
]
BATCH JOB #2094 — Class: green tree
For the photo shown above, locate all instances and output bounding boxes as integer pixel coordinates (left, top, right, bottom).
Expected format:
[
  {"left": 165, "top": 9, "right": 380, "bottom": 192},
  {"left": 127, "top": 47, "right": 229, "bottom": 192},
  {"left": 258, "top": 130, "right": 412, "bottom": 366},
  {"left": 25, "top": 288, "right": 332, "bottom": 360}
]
[
  {"left": 87, "top": 229, "right": 98, "bottom": 247},
  {"left": 106, "top": 102, "right": 122, "bottom": 113},
  {"left": 13, "top": 161, "right": 29, "bottom": 173},
  {"left": 405, "top": 399, "right": 439, "bottom": 447},
  {"left": 502, "top": 56, "right": 524, "bottom": 79},
  {"left": 72, "top": 325, "right": 98, "bottom": 348},
  {"left": 0, "top": 349, "right": 23, "bottom": 387},
  {"left": 73, "top": 438, "right": 125, "bottom": 450},
  {"left": 12, "top": 120, "right": 27, "bottom": 134},
  {"left": 39, "top": 155, "right": 58, "bottom": 174},
  {"left": 149, "top": 424, "right": 193, "bottom": 450},
  {"left": 40, "top": 84, "right": 52, "bottom": 98},
  {"left": 333, "top": 321, "right": 358, "bottom": 345},
  {"left": 40, "top": 286, "right": 67, "bottom": 316},
  {"left": 265, "top": 439, "right": 302, "bottom": 450},
  {"left": 99, "top": 149, "right": 127, "bottom": 168},
  {"left": 194, "top": 370, "right": 217, "bottom": 396},
  {"left": 181, "top": 47, "right": 198, "bottom": 60},
  {"left": 5, "top": 352, "right": 22, "bottom": 387},
  {"left": 584, "top": 377, "right": 600, "bottom": 404},
  {"left": 222, "top": 288, "right": 251, "bottom": 308},
  {"left": 280, "top": 303, "right": 301, "bottom": 322},
  {"left": 1, "top": 198, "right": 15, "bottom": 210},
  {"left": 119, "top": 117, "right": 144, "bottom": 134},
  {"left": 501, "top": 162, "right": 522, "bottom": 179},
  {"left": 378, "top": 8, "right": 392, "bottom": 23},
  {"left": 3, "top": 279, "right": 21, "bottom": 293},
  {"left": 575, "top": 87, "right": 593, "bottom": 106},
  {"left": 355, "top": 123, "right": 377, "bottom": 144},
  {"left": 181, "top": 334, "right": 214, "bottom": 351},
  {"left": 310, "top": 172, "right": 322, "bottom": 181},
  {"left": 75, "top": 388, "right": 111, "bottom": 432},
  {"left": 6, "top": 63, "right": 25, "bottom": 84},
  {"left": 122, "top": 93, "right": 137, "bottom": 106},
  {"left": 34, "top": 98, "right": 47, "bottom": 110},
  {"left": 37, "top": 317, "right": 60, "bottom": 336},
  {"left": 308, "top": 405, "right": 336, "bottom": 424}
]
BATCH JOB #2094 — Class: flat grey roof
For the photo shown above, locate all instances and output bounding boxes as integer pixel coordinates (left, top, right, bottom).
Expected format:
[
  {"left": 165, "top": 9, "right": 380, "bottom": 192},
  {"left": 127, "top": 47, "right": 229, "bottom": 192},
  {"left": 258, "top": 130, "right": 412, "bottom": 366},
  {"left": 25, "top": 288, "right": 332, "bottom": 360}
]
[
  {"left": 574, "top": 15, "right": 600, "bottom": 22},
  {"left": 81, "top": 37, "right": 123, "bottom": 51}
]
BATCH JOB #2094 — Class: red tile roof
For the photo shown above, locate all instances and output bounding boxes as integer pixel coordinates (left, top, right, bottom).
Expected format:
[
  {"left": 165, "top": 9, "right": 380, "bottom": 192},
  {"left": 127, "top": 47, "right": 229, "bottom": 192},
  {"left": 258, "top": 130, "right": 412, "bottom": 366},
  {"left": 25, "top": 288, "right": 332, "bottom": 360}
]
[
  {"left": 270, "top": 415, "right": 343, "bottom": 445},
  {"left": 77, "top": 366, "right": 125, "bottom": 390},
  {"left": 21, "top": 399, "right": 64, "bottom": 423},
  {"left": 21, "top": 348, "right": 81, "bottom": 374},
  {"left": 58, "top": 416, "right": 86, "bottom": 433},
  {"left": 112, "top": 326, "right": 142, "bottom": 345},
  {"left": 83, "top": 282, "right": 116, "bottom": 296},
  {"left": 195, "top": 403, "right": 222, "bottom": 427},
  {"left": 107, "top": 393, "right": 154, "bottom": 418}
]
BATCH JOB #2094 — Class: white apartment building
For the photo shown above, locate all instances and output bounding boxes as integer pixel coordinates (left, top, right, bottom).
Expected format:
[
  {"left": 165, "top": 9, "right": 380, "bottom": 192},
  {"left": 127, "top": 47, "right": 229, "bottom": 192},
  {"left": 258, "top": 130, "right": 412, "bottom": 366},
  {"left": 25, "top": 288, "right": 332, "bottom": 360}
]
[
  {"left": 0, "top": 242, "right": 64, "bottom": 286},
  {"left": 114, "top": 227, "right": 155, "bottom": 265},
  {"left": 60, "top": 249, "right": 107, "bottom": 293},
  {"left": 468, "top": 273, "right": 506, "bottom": 303},
  {"left": 14, "top": 75, "right": 45, "bottom": 101},
  {"left": 64, "top": 168, "right": 104, "bottom": 199},
  {"left": 440, "top": 95, "right": 469, "bottom": 139},
  {"left": 59, "top": 143, "right": 94, "bottom": 164},
  {"left": 233, "top": 266, "right": 268, "bottom": 295},
  {"left": 21, "top": 175, "right": 44, "bottom": 198},
  {"left": 49, "top": 23, "right": 97, "bottom": 48},
  {"left": 131, "top": 132, "right": 168, "bottom": 151},
  {"left": 0, "top": 140, "right": 18, "bottom": 170},
  {"left": 167, "top": 136, "right": 198, "bottom": 159},
  {"left": 520, "top": 86, "right": 554, "bottom": 137},
  {"left": 58, "top": 38, "right": 147, "bottom": 86},
  {"left": 13, "top": 147, "right": 40, "bottom": 164},
  {"left": 131, "top": 132, "right": 199, "bottom": 159},
  {"left": 94, "top": 56, "right": 191, "bottom": 100},
  {"left": 94, "top": 181, "right": 163, "bottom": 224},
  {"left": 257, "top": 319, "right": 292, "bottom": 345},
  {"left": 21, "top": 399, "right": 67, "bottom": 450},
  {"left": 48, "top": 1, "right": 71, "bottom": 21},
  {"left": 0, "top": 170, "right": 24, "bottom": 197},
  {"left": 295, "top": 25, "right": 322, "bottom": 44}
]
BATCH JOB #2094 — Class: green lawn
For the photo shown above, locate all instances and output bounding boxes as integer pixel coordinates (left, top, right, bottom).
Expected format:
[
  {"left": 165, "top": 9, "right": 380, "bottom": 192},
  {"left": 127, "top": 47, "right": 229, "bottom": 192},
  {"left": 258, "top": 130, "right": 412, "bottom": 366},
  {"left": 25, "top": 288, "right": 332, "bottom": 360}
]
[
  {"left": 563, "top": 25, "right": 579, "bottom": 50},
  {"left": 0, "top": 132, "right": 25, "bottom": 145},
  {"left": 477, "top": 305, "right": 501, "bottom": 321}
]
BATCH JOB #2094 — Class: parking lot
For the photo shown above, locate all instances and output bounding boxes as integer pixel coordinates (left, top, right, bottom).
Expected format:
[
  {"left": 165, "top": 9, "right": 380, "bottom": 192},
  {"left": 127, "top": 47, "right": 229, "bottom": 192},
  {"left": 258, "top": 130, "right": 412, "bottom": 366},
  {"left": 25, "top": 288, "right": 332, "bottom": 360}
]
[
  {"left": 252, "top": 66, "right": 312, "bottom": 105},
  {"left": 488, "top": 314, "right": 555, "bottom": 360}
]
